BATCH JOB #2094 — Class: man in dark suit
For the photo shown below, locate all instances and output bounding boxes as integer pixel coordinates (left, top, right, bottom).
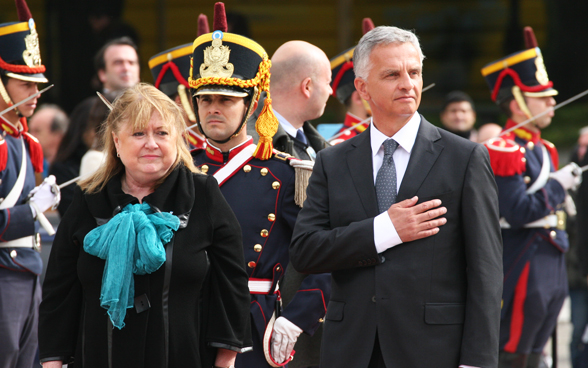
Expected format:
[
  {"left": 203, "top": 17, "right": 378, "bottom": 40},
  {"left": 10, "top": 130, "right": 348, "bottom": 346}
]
[
  {"left": 245, "top": 40, "right": 333, "bottom": 368},
  {"left": 290, "top": 26, "right": 503, "bottom": 368}
]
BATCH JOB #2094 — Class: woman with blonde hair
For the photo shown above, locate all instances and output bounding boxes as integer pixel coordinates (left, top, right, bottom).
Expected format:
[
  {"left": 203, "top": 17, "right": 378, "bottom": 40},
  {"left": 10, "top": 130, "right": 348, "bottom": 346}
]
[{"left": 39, "top": 83, "right": 252, "bottom": 368}]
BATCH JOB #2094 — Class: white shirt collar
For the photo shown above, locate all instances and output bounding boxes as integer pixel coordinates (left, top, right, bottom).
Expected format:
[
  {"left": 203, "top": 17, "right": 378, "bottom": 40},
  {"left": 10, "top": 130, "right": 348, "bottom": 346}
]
[
  {"left": 370, "top": 112, "right": 421, "bottom": 158},
  {"left": 274, "top": 109, "right": 301, "bottom": 138}
]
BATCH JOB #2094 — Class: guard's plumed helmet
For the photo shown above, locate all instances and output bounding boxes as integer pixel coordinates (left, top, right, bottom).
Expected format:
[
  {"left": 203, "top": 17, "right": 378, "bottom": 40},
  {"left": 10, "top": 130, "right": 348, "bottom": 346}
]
[
  {"left": 482, "top": 26, "right": 557, "bottom": 104},
  {"left": 189, "top": 2, "right": 278, "bottom": 160},
  {"left": 149, "top": 14, "right": 210, "bottom": 98},
  {"left": 0, "top": 0, "right": 47, "bottom": 83}
]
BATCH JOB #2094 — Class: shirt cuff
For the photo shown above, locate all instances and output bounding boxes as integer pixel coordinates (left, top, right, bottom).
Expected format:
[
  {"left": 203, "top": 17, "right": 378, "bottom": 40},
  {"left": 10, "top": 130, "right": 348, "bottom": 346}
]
[{"left": 373, "top": 211, "right": 402, "bottom": 253}]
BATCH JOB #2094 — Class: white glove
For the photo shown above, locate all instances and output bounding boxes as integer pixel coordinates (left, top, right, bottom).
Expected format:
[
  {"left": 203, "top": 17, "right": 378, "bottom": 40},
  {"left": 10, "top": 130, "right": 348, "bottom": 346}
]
[
  {"left": 271, "top": 316, "right": 303, "bottom": 364},
  {"left": 28, "top": 175, "right": 61, "bottom": 217},
  {"left": 550, "top": 162, "right": 583, "bottom": 190}
]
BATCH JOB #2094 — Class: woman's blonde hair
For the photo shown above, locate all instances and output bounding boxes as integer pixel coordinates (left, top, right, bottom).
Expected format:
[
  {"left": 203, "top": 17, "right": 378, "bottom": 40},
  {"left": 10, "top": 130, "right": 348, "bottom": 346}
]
[{"left": 80, "top": 83, "right": 199, "bottom": 193}]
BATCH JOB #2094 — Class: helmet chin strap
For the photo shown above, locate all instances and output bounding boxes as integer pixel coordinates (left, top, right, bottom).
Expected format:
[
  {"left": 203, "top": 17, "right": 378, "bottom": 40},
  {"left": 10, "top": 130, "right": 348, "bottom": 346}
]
[
  {"left": 194, "top": 87, "right": 259, "bottom": 146},
  {"left": 0, "top": 77, "right": 24, "bottom": 128},
  {"left": 512, "top": 86, "right": 537, "bottom": 128},
  {"left": 360, "top": 96, "right": 372, "bottom": 117}
]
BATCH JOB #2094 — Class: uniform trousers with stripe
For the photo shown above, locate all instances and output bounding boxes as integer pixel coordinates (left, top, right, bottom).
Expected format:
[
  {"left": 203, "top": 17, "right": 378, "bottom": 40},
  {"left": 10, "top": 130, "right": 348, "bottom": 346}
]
[
  {"left": 0, "top": 267, "right": 41, "bottom": 368},
  {"left": 499, "top": 240, "right": 567, "bottom": 354}
]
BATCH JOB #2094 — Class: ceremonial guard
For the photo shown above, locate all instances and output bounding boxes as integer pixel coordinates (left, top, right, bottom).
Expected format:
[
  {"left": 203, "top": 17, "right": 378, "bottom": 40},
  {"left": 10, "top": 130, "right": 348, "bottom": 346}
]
[
  {"left": 0, "top": 0, "right": 60, "bottom": 366},
  {"left": 190, "top": 4, "right": 330, "bottom": 367},
  {"left": 482, "top": 27, "right": 580, "bottom": 368},
  {"left": 328, "top": 18, "right": 374, "bottom": 145},
  {"left": 148, "top": 15, "right": 209, "bottom": 150}
]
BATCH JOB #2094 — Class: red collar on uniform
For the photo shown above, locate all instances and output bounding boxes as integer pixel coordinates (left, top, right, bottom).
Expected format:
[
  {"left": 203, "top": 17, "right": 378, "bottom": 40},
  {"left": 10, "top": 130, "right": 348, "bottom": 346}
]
[
  {"left": 205, "top": 137, "right": 255, "bottom": 163},
  {"left": 343, "top": 112, "right": 369, "bottom": 133},
  {"left": 504, "top": 119, "right": 541, "bottom": 143},
  {"left": 0, "top": 116, "right": 24, "bottom": 138},
  {"left": 343, "top": 112, "right": 362, "bottom": 127}
]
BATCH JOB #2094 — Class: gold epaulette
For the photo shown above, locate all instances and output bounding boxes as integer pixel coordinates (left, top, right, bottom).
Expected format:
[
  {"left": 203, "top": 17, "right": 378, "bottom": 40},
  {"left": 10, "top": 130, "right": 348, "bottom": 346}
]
[{"left": 271, "top": 149, "right": 314, "bottom": 207}]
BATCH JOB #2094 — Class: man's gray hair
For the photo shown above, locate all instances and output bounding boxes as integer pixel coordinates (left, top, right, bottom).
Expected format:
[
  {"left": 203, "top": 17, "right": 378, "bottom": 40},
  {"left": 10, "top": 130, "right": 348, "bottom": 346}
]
[{"left": 354, "top": 26, "right": 425, "bottom": 80}]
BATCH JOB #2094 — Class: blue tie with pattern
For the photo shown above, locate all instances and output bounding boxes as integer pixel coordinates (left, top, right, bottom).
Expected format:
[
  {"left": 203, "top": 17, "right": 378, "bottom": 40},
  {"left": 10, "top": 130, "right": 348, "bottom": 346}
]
[
  {"left": 375, "top": 139, "right": 399, "bottom": 213},
  {"left": 296, "top": 130, "right": 308, "bottom": 145}
]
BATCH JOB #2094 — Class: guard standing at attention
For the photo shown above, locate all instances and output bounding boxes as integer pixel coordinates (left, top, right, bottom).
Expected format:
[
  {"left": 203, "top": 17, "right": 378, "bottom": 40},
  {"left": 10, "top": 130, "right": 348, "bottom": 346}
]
[
  {"left": 482, "top": 26, "right": 581, "bottom": 368},
  {"left": 190, "top": 3, "right": 330, "bottom": 368},
  {"left": 0, "top": 0, "right": 60, "bottom": 366}
]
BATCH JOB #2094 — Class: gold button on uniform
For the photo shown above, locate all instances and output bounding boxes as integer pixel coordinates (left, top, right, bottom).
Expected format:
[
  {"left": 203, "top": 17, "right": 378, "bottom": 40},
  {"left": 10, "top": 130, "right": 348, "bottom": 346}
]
[
  {"left": 550, "top": 230, "right": 557, "bottom": 239},
  {"left": 261, "top": 229, "right": 269, "bottom": 237},
  {"left": 248, "top": 261, "right": 256, "bottom": 268},
  {"left": 318, "top": 318, "right": 324, "bottom": 323},
  {"left": 254, "top": 244, "right": 262, "bottom": 252},
  {"left": 10, "top": 250, "right": 17, "bottom": 258},
  {"left": 268, "top": 213, "right": 276, "bottom": 222},
  {"left": 201, "top": 165, "right": 209, "bottom": 174},
  {"left": 243, "top": 165, "right": 252, "bottom": 173},
  {"left": 272, "top": 181, "right": 280, "bottom": 189},
  {"left": 527, "top": 141, "right": 535, "bottom": 150},
  {"left": 260, "top": 168, "right": 268, "bottom": 176},
  {"left": 522, "top": 158, "right": 527, "bottom": 163},
  {"left": 520, "top": 147, "right": 526, "bottom": 154},
  {"left": 276, "top": 266, "right": 281, "bottom": 272},
  {"left": 524, "top": 176, "right": 531, "bottom": 184}
]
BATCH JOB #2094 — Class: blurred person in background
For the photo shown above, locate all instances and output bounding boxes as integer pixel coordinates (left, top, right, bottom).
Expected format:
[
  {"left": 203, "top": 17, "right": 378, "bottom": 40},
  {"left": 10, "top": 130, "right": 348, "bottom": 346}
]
[
  {"left": 28, "top": 104, "right": 69, "bottom": 174},
  {"left": 79, "top": 93, "right": 115, "bottom": 178},
  {"left": 49, "top": 97, "right": 99, "bottom": 217},
  {"left": 439, "top": 90, "right": 477, "bottom": 142},
  {"left": 94, "top": 36, "right": 140, "bottom": 95},
  {"left": 477, "top": 122, "right": 503, "bottom": 143}
]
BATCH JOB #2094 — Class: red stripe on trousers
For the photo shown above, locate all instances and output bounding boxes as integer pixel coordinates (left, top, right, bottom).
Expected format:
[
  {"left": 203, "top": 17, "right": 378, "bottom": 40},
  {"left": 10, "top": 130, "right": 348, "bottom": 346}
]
[{"left": 504, "top": 261, "right": 531, "bottom": 353}]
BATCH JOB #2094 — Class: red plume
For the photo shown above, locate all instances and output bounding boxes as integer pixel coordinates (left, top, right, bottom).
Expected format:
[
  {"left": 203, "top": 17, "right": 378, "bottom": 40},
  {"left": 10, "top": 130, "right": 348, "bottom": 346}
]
[
  {"left": 197, "top": 14, "right": 210, "bottom": 36},
  {"left": 362, "top": 18, "right": 375, "bottom": 35},
  {"left": 213, "top": 2, "right": 228, "bottom": 32},
  {"left": 15, "top": 0, "right": 33, "bottom": 21},
  {"left": 524, "top": 26, "right": 538, "bottom": 49}
]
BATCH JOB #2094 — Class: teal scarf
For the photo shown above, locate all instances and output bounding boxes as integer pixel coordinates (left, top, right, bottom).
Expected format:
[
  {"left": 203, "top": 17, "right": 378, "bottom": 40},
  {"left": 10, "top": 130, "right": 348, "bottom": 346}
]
[{"left": 84, "top": 202, "right": 180, "bottom": 329}]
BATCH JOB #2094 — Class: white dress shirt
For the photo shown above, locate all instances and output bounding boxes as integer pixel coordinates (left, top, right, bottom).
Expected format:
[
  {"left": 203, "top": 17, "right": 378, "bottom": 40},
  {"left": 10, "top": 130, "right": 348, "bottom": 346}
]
[
  {"left": 372, "top": 112, "right": 420, "bottom": 253},
  {"left": 274, "top": 110, "right": 303, "bottom": 138},
  {"left": 274, "top": 109, "right": 316, "bottom": 159}
]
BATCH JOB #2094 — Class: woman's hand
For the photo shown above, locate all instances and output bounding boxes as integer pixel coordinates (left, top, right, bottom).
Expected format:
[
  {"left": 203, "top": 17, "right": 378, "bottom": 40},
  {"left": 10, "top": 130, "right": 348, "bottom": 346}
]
[
  {"left": 214, "top": 348, "right": 237, "bottom": 367},
  {"left": 42, "top": 361, "right": 63, "bottom": 368}
]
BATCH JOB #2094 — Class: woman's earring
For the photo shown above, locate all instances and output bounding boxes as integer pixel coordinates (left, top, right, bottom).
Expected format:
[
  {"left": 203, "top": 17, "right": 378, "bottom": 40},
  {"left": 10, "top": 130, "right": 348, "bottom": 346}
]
[{"left": 117, "top": 152, "right": 120, "bottom": 157}]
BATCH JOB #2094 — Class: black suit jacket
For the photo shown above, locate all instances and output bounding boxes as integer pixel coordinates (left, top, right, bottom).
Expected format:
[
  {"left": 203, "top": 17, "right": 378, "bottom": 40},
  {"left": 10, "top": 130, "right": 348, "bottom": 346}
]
[
  {"left": 290, "top": 117, "right": 503, "bottom": 368},
  {"left": 271, "top": 121, "right": 330, "bottom": 161}
]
